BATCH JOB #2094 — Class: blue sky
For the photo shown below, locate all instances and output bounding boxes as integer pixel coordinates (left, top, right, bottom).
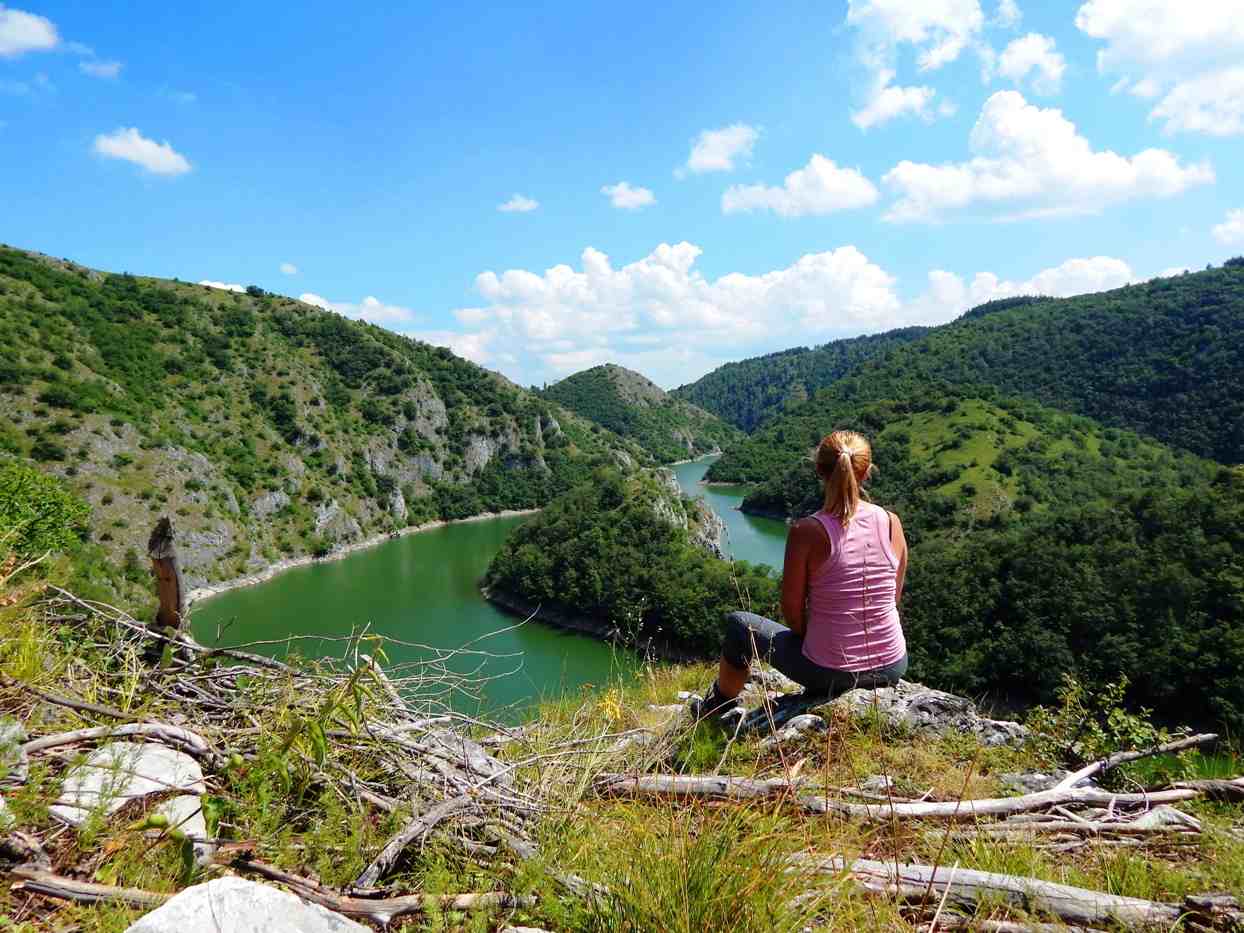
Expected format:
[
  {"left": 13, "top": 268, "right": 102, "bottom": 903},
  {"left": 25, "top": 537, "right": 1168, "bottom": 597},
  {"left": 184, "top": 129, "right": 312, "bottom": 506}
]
[{"left": 3, "top": 0, "right": 1243, "bottom": 387}]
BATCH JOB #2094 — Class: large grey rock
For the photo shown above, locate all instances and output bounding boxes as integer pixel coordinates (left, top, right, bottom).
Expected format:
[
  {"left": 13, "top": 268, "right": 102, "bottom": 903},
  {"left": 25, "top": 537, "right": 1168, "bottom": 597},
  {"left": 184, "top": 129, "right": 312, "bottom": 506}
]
[
  {"left": 829, "top": 681, "right": 1028, "bottom": 747},
  {"left": 50, "top": 742, "right": 206, "bottom": 826},
  {"left": 998, "top": 770, "right": 1072, "bottom": 794},
  {"left": 739, "top": 680, "right": 1028, "bottom": 747},
  {"left": 0, "top": 716, "right": 28, "bottom": 787},
  {"left": 125, "top": 876, "right": 367, "bottom": 933},
  {"left": 250, "top": 489, "right": 290, "bottom": 519}
]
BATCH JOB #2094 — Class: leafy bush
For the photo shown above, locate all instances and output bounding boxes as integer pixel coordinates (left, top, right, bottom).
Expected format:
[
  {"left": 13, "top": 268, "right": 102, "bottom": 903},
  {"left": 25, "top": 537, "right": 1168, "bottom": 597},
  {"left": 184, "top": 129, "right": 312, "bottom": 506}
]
[{"left": 0, "top": 458, "right": 90, "bottom": 558}]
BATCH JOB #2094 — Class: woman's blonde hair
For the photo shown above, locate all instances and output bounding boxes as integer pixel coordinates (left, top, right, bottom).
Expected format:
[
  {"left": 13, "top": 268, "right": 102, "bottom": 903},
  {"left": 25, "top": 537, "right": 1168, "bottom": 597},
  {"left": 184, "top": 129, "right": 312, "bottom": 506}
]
[{"left": 814, "top": 430, "right": 874, "bottom": 525}]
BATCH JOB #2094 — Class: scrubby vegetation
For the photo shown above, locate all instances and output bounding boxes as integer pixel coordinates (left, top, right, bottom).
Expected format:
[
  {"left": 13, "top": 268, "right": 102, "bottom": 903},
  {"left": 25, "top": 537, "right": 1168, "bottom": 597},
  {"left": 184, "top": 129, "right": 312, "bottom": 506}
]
[
  {"left": 484, "top": 468, "right": 778, "bottom": 656},
  {"left": 540, "top": 364, "right": 741, "bottom": 463},
  {"left": 672, "top": 327, "right": 931, "bottom": 433},
  {"left": 0, "top": 246, "right": 646, "bottom": 604}
]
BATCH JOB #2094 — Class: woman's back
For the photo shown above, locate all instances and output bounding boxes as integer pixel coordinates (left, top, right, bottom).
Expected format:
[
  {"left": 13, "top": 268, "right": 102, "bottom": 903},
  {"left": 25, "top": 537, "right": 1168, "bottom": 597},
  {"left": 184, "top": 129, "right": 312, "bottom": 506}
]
[{"left": 803, "top": 501, "right": 905, "bottom": 672}]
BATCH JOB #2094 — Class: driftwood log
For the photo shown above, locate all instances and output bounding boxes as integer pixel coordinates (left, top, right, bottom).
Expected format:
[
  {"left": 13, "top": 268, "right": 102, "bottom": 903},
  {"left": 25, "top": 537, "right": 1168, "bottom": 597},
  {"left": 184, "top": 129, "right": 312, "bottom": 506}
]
[
  {"left": 354, "top": 794, "right": 473, "bottom": 888},
  {"left": 596, "top": 772, "right": 1244, "bottom": 821},
  {"left": 1051, "top": 733, "right": 1218, "bottom": 791},
  {"left": 147, "top": 517, "right": 185, "bottom": 636},
  {"left": 801, "top": 856, "right": 1243, "bottom": 929}
]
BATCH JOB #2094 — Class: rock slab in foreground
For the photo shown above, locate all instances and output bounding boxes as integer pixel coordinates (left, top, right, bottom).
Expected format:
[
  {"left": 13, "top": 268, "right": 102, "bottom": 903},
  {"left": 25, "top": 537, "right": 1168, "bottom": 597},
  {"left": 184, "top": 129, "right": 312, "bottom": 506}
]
[
  {"left": 830, "top": 681, "right": 1028, "bottom": 747},
  {"left": 739, "top": 680, "right": 1027, "bottom": 747},
  {"left": 125, "top": 876, "right": 367, "bottom": 933},
  {"left": 50, "top": 741, "right": 206, "bottom": 826},
  {"left": 0, "top": 716, "right": 28, "bottom": 787}
]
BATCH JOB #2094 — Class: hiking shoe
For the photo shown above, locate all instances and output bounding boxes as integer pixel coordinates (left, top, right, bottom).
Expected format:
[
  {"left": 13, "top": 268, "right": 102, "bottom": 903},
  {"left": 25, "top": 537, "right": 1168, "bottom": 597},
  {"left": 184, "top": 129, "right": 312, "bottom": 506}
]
[{"left": 689, "top": 682, "right": 740, "bottom": 722}]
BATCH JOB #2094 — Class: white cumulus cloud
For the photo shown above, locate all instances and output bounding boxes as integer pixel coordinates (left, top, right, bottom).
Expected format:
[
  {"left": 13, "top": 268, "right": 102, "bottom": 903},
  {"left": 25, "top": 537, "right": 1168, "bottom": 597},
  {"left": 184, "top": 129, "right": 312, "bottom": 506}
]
[
  {"left": 79, "top": 59, "right": 122, "bottom": 79},
  {"left": 909, "top": 255, "right": 1135, "bottom": 323},
  {"left": 997, "top": 33, "right": 1065, "bottom": 95},
  {"left": 601, "top": 181, "right": 656, "bottom": 210},
  {"left": 847, "top": 0, "right": 986, "bottom": 71},
  {"left": 92, "top": 127, "right": 191, "bottom": 176},
  {"left": 199, "top": 280, "right": 244, "bottom": 293},
  {"left": 0, "top": 7, "right": 58, "bottom": 57},
  {"left": 851, "top": 69, "right": 938, "bottom": 129},
  {"left": 993, "top": 0, "right": 1021, "bottom": 28},
  {"left": 683, "top": 123, "right": 759, "bottom": 174},
  {"left": 882, "top": 90, "right": 1213, "bottom": 222},
  {"left": 498, "top": 193, "right": 539, "bottom": 213},
  {"left": 1076, "top": 0, "right": 1244, "bottom": 136},
  {"left": 722, "top": 155, "right": 879, "bottom": 217},
  {"left": 422, "top": 244, "right": 1147, "bottom": 387},
  {"left": 300, "top": 293, "right": 417, "bottom": 327},
  {"left": 1213, "top": 208, "right": 1244, "bottom": 246},
  {"left": 280, "top": 262, "right": 298, "bottom": 275}
]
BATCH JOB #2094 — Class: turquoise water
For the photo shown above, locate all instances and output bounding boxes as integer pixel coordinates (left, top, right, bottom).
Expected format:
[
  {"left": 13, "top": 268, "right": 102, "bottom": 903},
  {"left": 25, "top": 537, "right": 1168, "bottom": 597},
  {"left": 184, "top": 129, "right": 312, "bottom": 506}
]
[
  {"left": 191, "top": 457, "right": 786, "bottom": 716},
  {"left": 191, "top": 515, "right": 636, "bottom": 717},
  {"left": 670, "top": 456, "right": 788, "bottom": 571}
]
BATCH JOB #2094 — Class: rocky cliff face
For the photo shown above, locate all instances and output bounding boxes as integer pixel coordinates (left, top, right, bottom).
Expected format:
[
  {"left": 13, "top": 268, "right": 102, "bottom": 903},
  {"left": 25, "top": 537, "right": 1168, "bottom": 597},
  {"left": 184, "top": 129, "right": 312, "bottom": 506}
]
[{"left": 0, "top": 246, "right": 649, "bottom": 595}]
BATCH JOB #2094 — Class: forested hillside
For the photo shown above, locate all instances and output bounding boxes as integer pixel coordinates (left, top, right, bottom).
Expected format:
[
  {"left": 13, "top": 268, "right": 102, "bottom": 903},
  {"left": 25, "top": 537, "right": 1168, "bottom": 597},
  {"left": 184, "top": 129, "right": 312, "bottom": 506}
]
[
  {"left": 672, "top": 327, "right": 930, "bottom": 432},
  {"left": 484, "top": 467, "right": 778, "bottom": 656},
  {"left": 726, "top": 389, "right": 1244, "bottom": 730},
  {"left": 697, "top": 264, "right": 1244, "bottom": 464},
  {"left": 0, "top": 247, "right": 645, "bottom": 599},
  {"left": 540, "top": 364, "right": 741, "bottom": 462}
]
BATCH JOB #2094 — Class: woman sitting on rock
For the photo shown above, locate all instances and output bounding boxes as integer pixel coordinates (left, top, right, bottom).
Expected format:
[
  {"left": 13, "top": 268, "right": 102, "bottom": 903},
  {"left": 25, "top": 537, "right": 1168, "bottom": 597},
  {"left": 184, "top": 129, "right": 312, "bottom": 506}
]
[{"left": 695, "top": 430, "right": 909, "bottom": 719}]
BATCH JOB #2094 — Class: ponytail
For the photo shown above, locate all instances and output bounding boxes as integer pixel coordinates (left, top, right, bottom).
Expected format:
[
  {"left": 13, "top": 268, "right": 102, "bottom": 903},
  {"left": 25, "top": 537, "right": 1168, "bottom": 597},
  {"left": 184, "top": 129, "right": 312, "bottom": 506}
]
[{"left": 815, "top": 430, "right": 873, "bottom": 525}]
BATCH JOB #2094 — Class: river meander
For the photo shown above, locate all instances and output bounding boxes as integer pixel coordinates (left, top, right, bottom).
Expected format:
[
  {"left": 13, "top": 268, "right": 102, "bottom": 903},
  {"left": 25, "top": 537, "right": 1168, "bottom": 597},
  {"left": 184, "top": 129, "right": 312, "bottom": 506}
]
[{"left": 191, "top": 455, "right": 789, "bottom": 715}]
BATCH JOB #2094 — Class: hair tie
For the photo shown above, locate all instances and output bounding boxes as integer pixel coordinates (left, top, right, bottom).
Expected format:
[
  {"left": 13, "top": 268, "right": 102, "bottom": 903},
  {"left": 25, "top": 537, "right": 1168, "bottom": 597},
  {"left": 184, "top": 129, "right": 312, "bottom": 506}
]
[{"left": 839, "top": 448, "right": 852, "bottom": 464}]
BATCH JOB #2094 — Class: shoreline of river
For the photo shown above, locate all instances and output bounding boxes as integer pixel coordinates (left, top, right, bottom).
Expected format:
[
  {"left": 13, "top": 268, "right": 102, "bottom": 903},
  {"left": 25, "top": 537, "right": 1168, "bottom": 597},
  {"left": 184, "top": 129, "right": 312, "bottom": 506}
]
[
  {"left": 664, "top": 449, "right": 721, "bottom": 467},
  {"left": 480, "top": 584, "right": 703, "bottom": 663},
  {"left": 187, "top": 509, "right": 540, "bottom": 607}
]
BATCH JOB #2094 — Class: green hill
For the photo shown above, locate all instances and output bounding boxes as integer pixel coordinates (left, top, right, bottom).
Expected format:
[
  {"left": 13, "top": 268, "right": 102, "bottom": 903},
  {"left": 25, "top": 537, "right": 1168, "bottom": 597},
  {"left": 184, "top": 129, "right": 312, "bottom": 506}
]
[
  {"left": 671, "top": 327, "right": 930, "bottom": 432},
  {"left": 0, "top": 246, "right": 646, "bottom": 599},
  {"left": 541, "top": 363, "right": 742, "bottom": 463},
  {"left": 483, "top": 467, "right": 777, "bottom": 656},
  {"left": 719, "top": 389, "right": 1243, "bottom": 730},
  {"left": 695, "top": 263, "right": 1244, "bottom": 464}
]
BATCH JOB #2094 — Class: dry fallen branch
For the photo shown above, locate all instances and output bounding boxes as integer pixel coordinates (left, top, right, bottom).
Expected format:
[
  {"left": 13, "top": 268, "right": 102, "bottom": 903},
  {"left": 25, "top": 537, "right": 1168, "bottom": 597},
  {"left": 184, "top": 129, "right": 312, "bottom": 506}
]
[
  {"left": 596, "top": 772, "right": 1244, "bottom": 822},
  {"left": 800, "top": 856, "right": 1244, "bottom": 928},
  {"left": 1052, "top": 733, "right": 1218, "bottom": 791},
  {"left": 9, "top": 866, "right": 169, "bottom": 910},
  {"left": 21, "top": 722, "right": 214, "bottom": 761},
  {"left": 354, "top": 794, "right": 474, "bottom": 888},
  {"left": 232, "top": 857, "right": 535, "bottom": 926}
]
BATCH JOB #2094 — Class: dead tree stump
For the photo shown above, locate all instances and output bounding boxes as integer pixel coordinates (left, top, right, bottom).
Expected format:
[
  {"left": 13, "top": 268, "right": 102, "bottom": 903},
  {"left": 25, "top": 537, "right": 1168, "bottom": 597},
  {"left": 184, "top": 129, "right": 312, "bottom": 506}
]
[{"left": 147, "top": 518, "right": 186, "bottom": 637}]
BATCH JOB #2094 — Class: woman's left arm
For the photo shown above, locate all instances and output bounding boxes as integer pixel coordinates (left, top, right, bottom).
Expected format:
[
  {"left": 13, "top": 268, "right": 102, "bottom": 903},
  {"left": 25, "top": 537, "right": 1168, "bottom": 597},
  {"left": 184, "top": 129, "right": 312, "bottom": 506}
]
[{"left": 780, "top": 518, "right": 820, "bottom": 637}]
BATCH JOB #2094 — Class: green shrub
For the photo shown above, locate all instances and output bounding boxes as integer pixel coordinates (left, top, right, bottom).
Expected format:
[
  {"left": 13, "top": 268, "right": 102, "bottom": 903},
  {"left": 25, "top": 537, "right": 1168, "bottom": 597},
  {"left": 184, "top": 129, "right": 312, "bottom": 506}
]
[{"left": 0, "top": 458, "right": 90, "bottom": 558}]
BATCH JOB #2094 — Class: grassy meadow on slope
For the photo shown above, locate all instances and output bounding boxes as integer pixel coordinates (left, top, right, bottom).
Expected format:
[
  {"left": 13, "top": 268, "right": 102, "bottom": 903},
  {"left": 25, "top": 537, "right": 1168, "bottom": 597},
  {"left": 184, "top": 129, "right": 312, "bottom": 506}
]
[
  {"left": 0, "top": 246, "right": 647, "bottom": 605},
  {"left": 540, "top": 364, "right": 741, "bottom": 463},
  {"left": 695, "top": 262, "right": 1244, "bottom": 465}
]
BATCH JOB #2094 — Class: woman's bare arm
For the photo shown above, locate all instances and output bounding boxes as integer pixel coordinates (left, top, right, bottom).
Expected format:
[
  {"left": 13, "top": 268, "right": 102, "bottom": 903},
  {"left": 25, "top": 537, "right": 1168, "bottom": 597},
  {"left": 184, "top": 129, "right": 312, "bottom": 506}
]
[
  {"left": 781, "top": 518, "right": 823, "bottom": 636},
  {"left": 890, "top": 511, "right": 908, "bottom": 603}
]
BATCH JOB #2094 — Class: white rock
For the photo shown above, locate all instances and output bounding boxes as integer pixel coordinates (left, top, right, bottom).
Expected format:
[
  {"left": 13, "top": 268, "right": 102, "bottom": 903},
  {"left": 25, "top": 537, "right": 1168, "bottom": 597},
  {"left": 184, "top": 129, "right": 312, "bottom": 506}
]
[
  {"left": 0, "top": 793, "right": 12, "bottom": 831},
  {"left": 50, "top": 742, "right": 206, "bottom": 826},
  {"left": 125, "top": 876, "right": 367, "bottom": 933}
]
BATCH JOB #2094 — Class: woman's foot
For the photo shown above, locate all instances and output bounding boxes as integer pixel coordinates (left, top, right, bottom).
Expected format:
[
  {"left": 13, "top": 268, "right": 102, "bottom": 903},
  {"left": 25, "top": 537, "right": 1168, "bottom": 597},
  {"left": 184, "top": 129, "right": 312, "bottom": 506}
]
[{"left": 690, "top": 681, "right": 740, "bottom": 721}]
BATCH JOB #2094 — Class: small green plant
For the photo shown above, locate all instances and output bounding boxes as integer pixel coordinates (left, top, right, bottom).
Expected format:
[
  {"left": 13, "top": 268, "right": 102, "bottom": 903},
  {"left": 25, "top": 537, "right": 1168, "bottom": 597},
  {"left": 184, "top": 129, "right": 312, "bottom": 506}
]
[{"left": 1025, "top": 675, "right": 1186, "bottom": 784}]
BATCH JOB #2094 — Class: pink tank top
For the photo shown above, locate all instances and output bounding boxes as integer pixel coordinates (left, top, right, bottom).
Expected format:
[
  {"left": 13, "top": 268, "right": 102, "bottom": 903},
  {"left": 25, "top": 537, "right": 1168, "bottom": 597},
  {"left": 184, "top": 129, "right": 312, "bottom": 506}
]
[{"left": 802, "top": 501, "right": 906, "bottom": 672}]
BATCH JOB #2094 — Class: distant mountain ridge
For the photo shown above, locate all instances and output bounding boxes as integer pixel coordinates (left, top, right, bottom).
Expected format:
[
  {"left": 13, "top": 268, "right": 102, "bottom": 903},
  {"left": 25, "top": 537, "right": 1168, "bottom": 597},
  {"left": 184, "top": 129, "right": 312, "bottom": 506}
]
[
  {"left": 672, "top": 328, "right": 931, "bottom": 433},
  {"left": 540, "top": 363, "right": 741, "bottom": 463},
  {"left": 703, "top": 260, "right": 1244, "bottom": 478},
  {"left": 0, "top": 246, "right": 645, "bottom": 599}
]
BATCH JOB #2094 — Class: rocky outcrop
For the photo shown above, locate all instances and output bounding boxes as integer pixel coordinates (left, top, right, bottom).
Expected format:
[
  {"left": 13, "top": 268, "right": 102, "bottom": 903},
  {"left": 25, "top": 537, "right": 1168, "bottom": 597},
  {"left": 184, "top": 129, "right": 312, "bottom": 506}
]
[
  {"left": 250, "top": 489, "right": 290, "bottom": 519},
  {"left": 1, "top": 717, "right": 28, "bottom": 787},
  {"left": 124, "top": 877, "right": 367, "bottom": 933},
  {"left": 314, "top": 499, "right": 362, "bottom": 545},
  {"left": 720, "top": 673, "right": 1029, "bottom": 748},
  {"left": 650, "top": 468, "right": 727, "bottom": 558}
]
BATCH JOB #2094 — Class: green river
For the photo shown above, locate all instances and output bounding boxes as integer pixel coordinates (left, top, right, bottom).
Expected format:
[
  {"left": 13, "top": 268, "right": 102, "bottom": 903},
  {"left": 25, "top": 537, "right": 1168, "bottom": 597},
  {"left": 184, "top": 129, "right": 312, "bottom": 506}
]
[{"left": 191, "top": 456, "right": 789, "bottom": 714}]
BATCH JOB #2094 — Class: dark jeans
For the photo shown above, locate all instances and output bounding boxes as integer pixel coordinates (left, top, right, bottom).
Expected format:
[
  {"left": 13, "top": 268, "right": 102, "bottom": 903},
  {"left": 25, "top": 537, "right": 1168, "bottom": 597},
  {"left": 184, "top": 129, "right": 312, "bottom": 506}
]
[{"left": 722, "top": 610, "right": 907, "bottom": 696}]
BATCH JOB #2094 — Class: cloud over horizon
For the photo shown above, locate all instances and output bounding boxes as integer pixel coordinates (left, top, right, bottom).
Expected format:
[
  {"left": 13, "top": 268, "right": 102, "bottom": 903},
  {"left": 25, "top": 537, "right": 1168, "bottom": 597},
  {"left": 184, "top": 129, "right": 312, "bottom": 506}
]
[{"left": 93, "top": 127, "right": 192, "bottom": 176}]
